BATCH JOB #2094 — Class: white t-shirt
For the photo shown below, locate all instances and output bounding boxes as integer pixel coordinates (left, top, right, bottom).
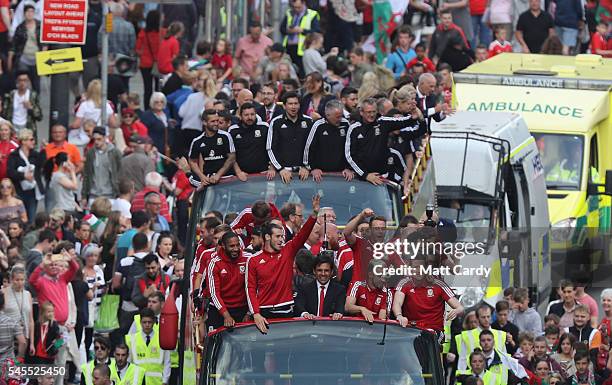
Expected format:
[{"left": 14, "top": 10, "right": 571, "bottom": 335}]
[
  {"left": 76, "top": 100, "right": 114, "bottom": 126},
  {"left": 12, "top": 90, "right": 29, "bottom": 126},
  {"left": 111, "top": 198, "right": 132, "bottom": 219}
]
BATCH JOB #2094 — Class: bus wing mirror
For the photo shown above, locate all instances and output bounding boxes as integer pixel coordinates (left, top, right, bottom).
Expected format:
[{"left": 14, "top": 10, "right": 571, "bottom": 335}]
[{"left": 606, "top": 170, "right": 612, "bottom": 195}]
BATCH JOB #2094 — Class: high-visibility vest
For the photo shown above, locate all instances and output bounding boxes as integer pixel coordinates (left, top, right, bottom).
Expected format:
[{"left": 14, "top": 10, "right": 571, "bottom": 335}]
[
  {"left": 109, "top": 363, "right": 145, "bottom": 385},
  {"left": 456, "top": 370, "right": 499, "bottom": 385},
  {"left": 171, "top": 350, "right": 179, "bottom": 368},
  {"left": 546, "top": 162, "right": 578, "bottom": 183},
  {"left": 457, "top": 328, "right": 507, "bottom": 370},
  {"left": 487, "top": 360, "right": 509, "bottom": 385},
  {"left": 125, "top": 333, "right": 165, "bottom": 385},
  {"left": 81, "top": 359, "right": 116, "bottom": 385},
  {"left": 442, "top": 322, "right": 452, "bottom": 353},
  {"left": 132, "top": 314, "right": 160, "bottom": 334},
  {"left": 282, "top": 8, "right": 319, "bottom": 56}
]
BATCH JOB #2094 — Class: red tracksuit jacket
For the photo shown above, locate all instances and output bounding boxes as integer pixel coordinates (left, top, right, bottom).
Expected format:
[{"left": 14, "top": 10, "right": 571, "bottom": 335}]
[
  {"left": 246, "top": 215, "right": 316, "bottom": 314},
  {"left": 207, "top": 248, "right": 249, "bottom": 314},
  {"left": 231, "top": 203, "right": 284, "bottom": 245},
  {"left": 190, "top": 246, "right": 217, "bottom": 295}
]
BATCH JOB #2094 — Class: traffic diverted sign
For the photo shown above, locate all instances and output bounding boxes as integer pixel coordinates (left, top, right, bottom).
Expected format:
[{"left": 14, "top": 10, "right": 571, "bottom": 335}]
[
  {"left": 41, "top": 0, "right": 87, "bottom": 45},
  {"left": 35, "top": 48, "right": 83, "bottom": 75}
]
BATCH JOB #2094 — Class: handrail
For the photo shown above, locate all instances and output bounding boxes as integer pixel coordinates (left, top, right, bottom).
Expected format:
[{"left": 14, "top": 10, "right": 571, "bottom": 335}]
[{"left": 404, "top": 137, "right": 432, "bottom": 213}]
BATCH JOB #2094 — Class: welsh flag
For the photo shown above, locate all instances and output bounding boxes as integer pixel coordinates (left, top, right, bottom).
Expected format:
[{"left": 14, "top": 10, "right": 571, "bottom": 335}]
[{"left": 368, "top": 0, "right": 409, "bottom": 63}]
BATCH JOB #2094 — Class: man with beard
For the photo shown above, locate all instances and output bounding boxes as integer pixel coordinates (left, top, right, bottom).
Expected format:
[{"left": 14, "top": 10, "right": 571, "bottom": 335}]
[
  {"left": 340, "top": 87, "right": 358, "bottom": 120},
  {"left": 267, "top": 92, "right": 312, "bottom": 183},
  {"left": 206, "top": 231, "right": 250, "bottom": 329},
  {"left": 188, "top": 109, "right": 236, "bottom": 188},
  {"left": 345, "top": 259, "right": 392, "bottom": 322},
  {"left": 246, "top": 195, "right": 320, "bottom": 333},
  {"left": 256, "top": 82, "right": 285, "bottom": 124},
  {"left": 229, "top": 103, "right": 274, "bottom": 180}
]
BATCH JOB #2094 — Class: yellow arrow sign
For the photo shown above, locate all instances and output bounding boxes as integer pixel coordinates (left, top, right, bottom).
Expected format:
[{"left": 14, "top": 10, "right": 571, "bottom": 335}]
[{"left": 36, "top": 47, "right": 83, "bottom": 76}]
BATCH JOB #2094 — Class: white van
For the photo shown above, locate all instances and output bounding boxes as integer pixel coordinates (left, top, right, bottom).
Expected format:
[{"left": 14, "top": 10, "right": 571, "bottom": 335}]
[{"left": 430, "top": 111, "right": 551, "bottom": 313}]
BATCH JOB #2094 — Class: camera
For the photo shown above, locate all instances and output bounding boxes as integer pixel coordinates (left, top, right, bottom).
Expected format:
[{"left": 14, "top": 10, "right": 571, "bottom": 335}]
[{"left": 424, "top": 203, "right": 436, "bottom": 227}]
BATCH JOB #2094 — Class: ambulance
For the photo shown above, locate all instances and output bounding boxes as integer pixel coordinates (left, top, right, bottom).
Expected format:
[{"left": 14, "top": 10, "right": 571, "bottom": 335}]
[{"left": 453, "top": 53, "right": 612, "bottom": 274}]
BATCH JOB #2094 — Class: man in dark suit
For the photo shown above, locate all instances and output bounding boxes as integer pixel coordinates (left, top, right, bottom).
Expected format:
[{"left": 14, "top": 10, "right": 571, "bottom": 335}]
[
  {"left": 256, "top": 82, "right": 285, "bottom": 124},
  {"left": 295, "top": 254, "right": 345, "bottom": 319},
  {"left": 415, "top": 73, "right": 451, "bottom": 132}
]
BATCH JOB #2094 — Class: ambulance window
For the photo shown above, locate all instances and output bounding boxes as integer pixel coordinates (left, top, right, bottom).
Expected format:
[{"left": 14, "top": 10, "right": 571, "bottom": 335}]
[{"left": 589, "top": 134, "right": 598, "bottom": 181}]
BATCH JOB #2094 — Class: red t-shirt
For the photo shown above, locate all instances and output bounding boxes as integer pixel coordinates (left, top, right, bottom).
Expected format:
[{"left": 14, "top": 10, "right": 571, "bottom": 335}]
[
  {"left": 0, "top": 139, "right": 18, "bottom": 180},
  {"left": 173, "top": 170, "right": 193, "bottom": 201},
  {"left": 0, "top": 0, "right": 9, "bottom": 33},
  {"left": 350, "top": 236, "right": 404, "bottom": 282},
  {"left": 347, "top": 280, "right": 391, "bottom": 316},
  {"left": 396, "top": 277, "right": 454, "bottom": 331},
  {"left": 211, "top": 53, "right": 233, "bottom": 79},
  {"left": 591, "top": 32, "right": 612, "bottom": 58},
  {"left": 469, "top": 0, "right": 486, "bottom": 15},
  {"left": 488, "top": 40, "right": 513, "bottom": 58},
  {"left": 157, "top": 36, "right": 180, "bottom": 74},
  {"left": 121, "top": 121, "right": 149, "bottom": 144}
]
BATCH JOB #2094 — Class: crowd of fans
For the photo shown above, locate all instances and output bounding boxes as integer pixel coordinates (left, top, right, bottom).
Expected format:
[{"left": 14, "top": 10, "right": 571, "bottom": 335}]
[{"left": 0, "top": 0, "right": 606, "bottom": 383}]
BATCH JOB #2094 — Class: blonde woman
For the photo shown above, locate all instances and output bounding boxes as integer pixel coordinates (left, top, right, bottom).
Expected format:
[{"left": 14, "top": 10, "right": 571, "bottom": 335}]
[
  {"left": 0, "top": 178, "right": 27, "bottom": 232},
  {"left": 357, "top": 72, "right": 381, "bottom": 104},
  {"left": 71, "top": 80, "right": 118, "bottom": 129},
  {"left": 178, "top": 69, "right": 219, "bottom": 154},
  {"left": 389, "top": 85, "right": 427, "bottom": 197}
]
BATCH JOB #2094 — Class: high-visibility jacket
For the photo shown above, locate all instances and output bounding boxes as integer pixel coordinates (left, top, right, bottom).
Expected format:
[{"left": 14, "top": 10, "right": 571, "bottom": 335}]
[
  {"left": 546, "top": 161, "right": 578, "bottom": 183},
  {"left": 81, "top": 359, "right": 115, "bottom": 385},
  {"left": 442, "top": 322, "right": 452, "bottom": 353},
  {"left": 282, "top": 9, "right": 319, "bottom": 56},
  {"left": 109, "top": 362, "right": 145, "bottom": 385},
  {"left": 456, "top": 369, "right": 500, "bottom": 385},
  {"left": 125, "top": 333, "right": 165, "bottom": 385},
  {"left": 457, "top": 328, "right": 507, "bottom": 370},
  {"left": 487, "top": 359, "right": 510, "bottom": 385},
  {"left": 171, "top": 350, "right": 178, "bottom": 368}
]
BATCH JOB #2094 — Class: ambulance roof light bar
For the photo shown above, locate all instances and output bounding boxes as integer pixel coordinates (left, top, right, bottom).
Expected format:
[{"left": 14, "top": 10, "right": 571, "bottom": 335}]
[{"left": 453, "top": 72, "right": 612, "bottom": 92}]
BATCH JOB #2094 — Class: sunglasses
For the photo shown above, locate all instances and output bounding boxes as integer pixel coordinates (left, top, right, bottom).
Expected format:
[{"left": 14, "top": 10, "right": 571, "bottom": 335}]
[
  {"left": 0, "top": 185, "right": 12, "bottom": 189},
  {"left": 94, "top": 345, "right": 107, "bottom": 351}
]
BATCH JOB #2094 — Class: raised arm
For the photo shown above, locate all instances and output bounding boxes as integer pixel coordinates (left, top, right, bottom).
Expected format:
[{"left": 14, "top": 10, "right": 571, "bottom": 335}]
[{"left": 343, "top": 208, "right": 374, "bottom": 246}]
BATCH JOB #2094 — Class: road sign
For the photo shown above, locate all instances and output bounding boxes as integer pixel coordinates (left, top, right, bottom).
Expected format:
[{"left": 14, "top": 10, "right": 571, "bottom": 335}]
[
  {"left": 41, "top": 0, "right": 87, "bottom": 45},
  {"left": 35, "top": 48, "right": 83, "bottom": 75}
]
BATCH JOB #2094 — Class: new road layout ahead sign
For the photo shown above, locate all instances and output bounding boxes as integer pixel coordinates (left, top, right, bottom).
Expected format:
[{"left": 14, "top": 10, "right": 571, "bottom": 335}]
[
  {"left": 41, "top": 0, "right": 87, "bottom": 45},
  {"left": 36, "top": 48, "right": 83, "bottom": 76}
]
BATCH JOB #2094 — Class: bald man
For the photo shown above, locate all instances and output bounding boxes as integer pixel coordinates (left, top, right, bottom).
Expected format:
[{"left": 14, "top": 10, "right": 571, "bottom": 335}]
[{"left": 415, "top": 73, "right": 451, "bottom": 132}]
